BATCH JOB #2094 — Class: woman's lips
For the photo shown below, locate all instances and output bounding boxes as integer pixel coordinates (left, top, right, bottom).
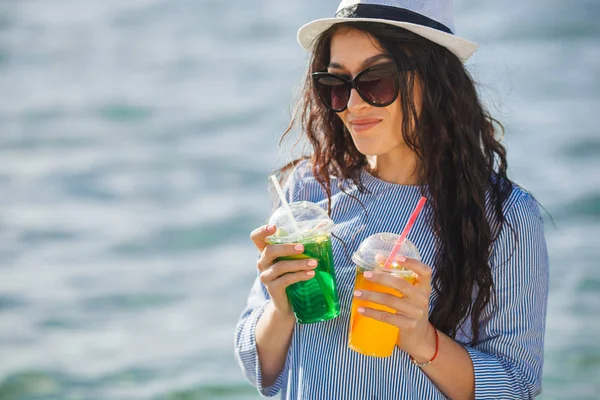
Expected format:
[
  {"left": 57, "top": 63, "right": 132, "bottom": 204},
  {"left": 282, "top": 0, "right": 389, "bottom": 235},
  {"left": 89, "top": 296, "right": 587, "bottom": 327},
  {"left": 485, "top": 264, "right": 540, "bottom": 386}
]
[{"left": 349, "top": 119, "right": 382, "bottom": 133}]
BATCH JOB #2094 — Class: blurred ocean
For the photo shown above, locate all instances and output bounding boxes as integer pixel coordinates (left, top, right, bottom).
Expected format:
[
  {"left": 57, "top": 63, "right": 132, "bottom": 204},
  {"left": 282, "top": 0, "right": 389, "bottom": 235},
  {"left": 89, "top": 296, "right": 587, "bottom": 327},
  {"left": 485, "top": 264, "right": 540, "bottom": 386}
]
[{"left": 0, "top": 0, "right": 598, "bottom": 399}]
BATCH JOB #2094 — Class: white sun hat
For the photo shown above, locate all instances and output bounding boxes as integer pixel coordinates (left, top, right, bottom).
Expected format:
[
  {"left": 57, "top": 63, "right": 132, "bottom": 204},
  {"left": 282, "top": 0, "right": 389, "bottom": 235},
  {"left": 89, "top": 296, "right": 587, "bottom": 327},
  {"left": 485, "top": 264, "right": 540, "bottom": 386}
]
[{"left": 297, "top": 0, "right": 478, "bottom": 62}]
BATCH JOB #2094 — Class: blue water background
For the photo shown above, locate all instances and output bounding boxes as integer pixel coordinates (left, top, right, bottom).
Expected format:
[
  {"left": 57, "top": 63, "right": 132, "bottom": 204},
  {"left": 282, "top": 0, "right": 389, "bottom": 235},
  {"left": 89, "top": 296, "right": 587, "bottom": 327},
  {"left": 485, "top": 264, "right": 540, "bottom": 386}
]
[{"left": 0, "top": 0, "right": 598, "bottom": 398}]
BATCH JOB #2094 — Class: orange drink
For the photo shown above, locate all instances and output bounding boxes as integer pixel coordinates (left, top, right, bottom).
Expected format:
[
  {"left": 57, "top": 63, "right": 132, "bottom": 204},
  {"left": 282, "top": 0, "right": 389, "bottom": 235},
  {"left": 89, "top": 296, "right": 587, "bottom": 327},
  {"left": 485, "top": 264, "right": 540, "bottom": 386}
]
[
  {"left": 349, "top": 268, "right": 417, "bottom": 357},
  {"left": 348, "top": 233, "right": 421, "bottom": 358}
]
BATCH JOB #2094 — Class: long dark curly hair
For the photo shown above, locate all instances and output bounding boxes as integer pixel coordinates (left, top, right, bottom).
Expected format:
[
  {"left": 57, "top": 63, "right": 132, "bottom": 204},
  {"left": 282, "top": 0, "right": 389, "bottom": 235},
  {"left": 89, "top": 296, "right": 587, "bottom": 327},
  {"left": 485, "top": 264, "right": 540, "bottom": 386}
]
[{"left": 280, "top": 22, "right": 513, "bottom": 344}]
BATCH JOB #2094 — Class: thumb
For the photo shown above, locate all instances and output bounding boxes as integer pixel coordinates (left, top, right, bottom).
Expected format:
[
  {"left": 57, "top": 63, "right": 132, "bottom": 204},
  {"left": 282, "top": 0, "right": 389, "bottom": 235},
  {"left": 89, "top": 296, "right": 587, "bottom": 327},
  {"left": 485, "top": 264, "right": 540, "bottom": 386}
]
[{"left": 250, "top": 224, "right": 277, "bottom": 252}]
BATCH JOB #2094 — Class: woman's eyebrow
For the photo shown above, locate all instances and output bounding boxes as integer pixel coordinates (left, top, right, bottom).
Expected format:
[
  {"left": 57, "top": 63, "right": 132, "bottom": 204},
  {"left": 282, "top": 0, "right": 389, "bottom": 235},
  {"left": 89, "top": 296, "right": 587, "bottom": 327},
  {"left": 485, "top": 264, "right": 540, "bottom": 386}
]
[{"left": 328, "top": 53, "right": 393, "bottom": 70}]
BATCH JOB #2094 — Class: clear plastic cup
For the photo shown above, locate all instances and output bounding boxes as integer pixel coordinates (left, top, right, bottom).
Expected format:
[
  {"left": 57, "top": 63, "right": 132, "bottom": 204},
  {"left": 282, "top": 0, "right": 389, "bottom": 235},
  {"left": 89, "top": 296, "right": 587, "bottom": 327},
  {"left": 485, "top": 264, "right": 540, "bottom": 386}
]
[
  {"left": 348, "top": 233, "right": 421, "bottom": 357},
  {"left": 266, "top": 201, "right": 340, "bottom": 324}
]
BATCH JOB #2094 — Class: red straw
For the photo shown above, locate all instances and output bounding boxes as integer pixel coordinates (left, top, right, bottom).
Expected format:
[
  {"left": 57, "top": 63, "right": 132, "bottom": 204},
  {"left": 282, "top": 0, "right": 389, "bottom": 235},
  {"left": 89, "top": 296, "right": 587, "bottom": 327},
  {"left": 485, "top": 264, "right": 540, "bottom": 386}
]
[{"left": 383, "top": 196, "right": 427, "bottom": 269}]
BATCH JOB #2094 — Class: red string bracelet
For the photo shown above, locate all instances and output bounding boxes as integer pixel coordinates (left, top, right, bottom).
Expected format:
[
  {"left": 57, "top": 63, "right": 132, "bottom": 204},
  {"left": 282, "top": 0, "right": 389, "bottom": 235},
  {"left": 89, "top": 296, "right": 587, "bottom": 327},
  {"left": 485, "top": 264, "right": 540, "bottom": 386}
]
[{"left": 410, "top": 326, "right": 439, "bottom": 368}]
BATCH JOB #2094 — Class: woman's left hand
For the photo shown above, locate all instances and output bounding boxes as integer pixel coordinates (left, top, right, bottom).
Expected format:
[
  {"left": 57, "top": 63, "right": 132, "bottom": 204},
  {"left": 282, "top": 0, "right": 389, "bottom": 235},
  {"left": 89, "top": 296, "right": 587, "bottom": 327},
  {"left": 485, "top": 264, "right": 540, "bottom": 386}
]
[{"left": 353, "top": 257, "right": 437, "bottom": 360}]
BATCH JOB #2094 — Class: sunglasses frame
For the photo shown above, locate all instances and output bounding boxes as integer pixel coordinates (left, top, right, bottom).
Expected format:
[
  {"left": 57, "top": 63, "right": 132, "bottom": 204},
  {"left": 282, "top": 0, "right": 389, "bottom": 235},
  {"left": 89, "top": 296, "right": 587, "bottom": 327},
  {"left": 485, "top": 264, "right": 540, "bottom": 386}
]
[{"left": 312, "top": 62, "right": 404, "bottom": 113}]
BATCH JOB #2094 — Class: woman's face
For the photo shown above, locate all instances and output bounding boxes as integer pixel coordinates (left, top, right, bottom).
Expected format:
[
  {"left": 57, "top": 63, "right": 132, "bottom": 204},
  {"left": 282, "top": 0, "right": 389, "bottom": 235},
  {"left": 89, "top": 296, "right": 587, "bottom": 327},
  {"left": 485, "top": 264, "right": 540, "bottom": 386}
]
[{"left": 327, "top": 28, "right": 421, "bottom": 157}]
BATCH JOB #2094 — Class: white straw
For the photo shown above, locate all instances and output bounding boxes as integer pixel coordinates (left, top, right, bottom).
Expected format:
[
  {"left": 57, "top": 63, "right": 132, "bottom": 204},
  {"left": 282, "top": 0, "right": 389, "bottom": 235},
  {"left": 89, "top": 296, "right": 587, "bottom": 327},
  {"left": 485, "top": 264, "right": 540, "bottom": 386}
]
[{"left": 270, "top": 175, "right": 300, "bottom": 233}]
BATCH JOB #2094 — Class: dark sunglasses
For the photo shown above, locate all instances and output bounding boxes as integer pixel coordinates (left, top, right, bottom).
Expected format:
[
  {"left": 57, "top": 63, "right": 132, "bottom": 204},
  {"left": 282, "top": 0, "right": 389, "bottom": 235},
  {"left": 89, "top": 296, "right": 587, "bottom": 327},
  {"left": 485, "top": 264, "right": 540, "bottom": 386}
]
[{"left": 312, "top": 62, "right": 408, "bottom": 113}]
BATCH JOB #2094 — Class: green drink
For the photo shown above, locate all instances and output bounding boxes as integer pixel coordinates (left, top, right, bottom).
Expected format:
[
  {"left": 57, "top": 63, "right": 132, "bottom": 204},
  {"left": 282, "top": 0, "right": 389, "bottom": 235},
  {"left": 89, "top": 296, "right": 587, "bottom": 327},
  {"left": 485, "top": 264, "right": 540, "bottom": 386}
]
[
  {"left": 277, "top": 235, "right": 339, "bottom": 323},
  {"left": 266, "top": 201, "right": 340, "bottom": 324}
]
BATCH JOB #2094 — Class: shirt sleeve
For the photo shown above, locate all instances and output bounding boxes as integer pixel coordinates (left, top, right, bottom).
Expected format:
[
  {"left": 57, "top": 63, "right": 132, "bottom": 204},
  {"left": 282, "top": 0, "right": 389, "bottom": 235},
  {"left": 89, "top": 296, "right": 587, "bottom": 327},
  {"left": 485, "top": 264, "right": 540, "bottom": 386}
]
[
  {"left": 234, "top": 277, "right": 290, "bottom": 397},
  {"left": 464, "top": 191, "right": 549, "bottom": 399}
]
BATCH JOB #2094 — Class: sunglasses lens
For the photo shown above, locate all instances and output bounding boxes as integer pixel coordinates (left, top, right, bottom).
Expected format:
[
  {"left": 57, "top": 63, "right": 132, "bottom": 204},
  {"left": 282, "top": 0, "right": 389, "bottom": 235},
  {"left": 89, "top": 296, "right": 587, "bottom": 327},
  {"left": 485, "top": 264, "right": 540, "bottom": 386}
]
[
  {"left": 314, "top": 76, "right": 349, "bottom": 111},
  {"left": 356, "top": 68, "right": 397, "bottom": 106}
]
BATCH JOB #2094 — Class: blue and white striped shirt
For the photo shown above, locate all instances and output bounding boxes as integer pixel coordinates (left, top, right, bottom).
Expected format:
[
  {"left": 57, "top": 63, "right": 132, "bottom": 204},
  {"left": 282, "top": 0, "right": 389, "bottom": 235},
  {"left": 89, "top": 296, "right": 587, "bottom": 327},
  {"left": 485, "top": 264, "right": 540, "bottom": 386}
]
[{"left": 235, "top": 160, "right": 549, "bottom": 399}]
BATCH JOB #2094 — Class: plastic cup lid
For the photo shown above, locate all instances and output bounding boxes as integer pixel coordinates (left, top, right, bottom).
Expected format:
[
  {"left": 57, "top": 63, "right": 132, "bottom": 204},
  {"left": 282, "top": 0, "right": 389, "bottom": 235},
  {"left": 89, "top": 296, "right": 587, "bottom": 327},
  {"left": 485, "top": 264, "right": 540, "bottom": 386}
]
[
  {"left": 352, "top": 232, "right": 421, "bottom": 272},
  {"left": 266, "top": 201, "right": 334, "bottom": 243}
]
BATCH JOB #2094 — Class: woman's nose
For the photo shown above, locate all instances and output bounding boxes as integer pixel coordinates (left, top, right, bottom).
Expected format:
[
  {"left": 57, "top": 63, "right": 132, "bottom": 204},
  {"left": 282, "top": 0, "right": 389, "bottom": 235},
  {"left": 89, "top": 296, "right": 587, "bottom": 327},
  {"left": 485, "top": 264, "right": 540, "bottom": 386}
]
[{"left": 346, "top": 88, "right": 367, "bottom": 112}]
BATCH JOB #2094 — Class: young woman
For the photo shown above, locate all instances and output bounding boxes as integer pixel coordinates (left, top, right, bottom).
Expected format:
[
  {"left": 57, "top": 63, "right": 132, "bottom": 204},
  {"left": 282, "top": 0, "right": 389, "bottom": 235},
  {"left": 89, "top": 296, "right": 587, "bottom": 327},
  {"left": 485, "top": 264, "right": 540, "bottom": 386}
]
[{"left": 235, "top": 1, "right": 549, "bottom": 399}]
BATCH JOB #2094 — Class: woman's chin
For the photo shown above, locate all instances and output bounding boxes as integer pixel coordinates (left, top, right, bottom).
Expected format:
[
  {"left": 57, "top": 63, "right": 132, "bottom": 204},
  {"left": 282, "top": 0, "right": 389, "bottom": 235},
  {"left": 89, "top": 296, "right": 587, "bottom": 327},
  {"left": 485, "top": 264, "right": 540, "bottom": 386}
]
[{"left": 352, "top": 142, "right": 386, "bottom": 157}]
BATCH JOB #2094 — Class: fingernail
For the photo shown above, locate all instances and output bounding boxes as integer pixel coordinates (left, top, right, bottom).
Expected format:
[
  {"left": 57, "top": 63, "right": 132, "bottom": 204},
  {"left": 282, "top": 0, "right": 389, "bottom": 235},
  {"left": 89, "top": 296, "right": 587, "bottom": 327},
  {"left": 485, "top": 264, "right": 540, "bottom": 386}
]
[
  {"left": 266, "top": 224, "right": 276, "bottom": 231},
  {"left": 358, "top": 307, "right": 365, "bottom": 313},
  {"left": 294, "top": 244, "right": 304, "bottom": 252},
  {"left": 306, "top": 270, "right": 315, "bottom": 276},
  {"left": 307, "top": 259, "right": 317, "bottom": 267},
  {"left": 354, "top": 290, "right": 362, "bottom": 297},
  {"left": 364, "top": 271, "right": 373, "bottom": 278},
  {"left": 398, "top": 256, "right": 407, "bottom": 263}
]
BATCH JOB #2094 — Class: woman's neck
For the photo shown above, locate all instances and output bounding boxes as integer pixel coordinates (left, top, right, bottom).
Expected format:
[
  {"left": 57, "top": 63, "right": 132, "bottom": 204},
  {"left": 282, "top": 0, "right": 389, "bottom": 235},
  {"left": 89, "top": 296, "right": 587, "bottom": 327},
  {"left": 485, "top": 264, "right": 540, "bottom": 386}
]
[{"left": 368, "top": 147, "right": 420, "bottom": 186}]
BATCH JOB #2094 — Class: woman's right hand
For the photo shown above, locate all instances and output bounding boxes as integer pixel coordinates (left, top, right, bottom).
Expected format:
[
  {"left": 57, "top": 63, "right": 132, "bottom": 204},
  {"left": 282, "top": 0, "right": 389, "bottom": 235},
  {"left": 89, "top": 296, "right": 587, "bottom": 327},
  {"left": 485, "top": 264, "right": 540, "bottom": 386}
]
[{"left": 250, "top": 224, "right": 317, "bottom": 317}]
